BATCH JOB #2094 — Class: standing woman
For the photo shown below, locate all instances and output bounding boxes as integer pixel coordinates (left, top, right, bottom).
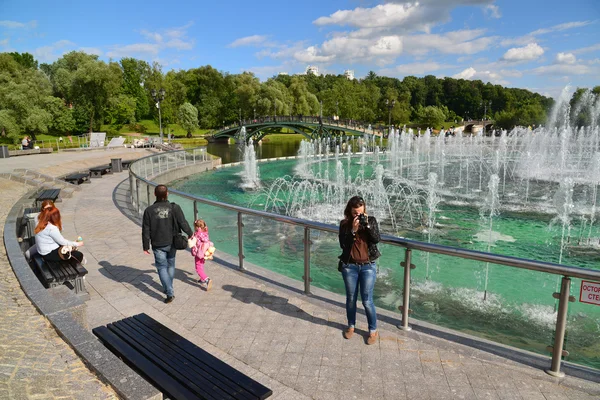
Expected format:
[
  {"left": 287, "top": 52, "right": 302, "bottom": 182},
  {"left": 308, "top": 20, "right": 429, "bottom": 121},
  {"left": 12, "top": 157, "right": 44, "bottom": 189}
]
[
  {"left": 34, "top": 206, "right": 85, "bottom": 264},
  {"left": 338, "top": 196, "right": 381, "bottom": 344}
]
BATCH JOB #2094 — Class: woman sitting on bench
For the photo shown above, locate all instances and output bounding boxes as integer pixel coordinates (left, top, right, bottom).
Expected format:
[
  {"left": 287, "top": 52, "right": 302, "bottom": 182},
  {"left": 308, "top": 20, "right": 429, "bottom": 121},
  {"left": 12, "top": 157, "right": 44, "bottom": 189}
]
[{"left": 34, "top": 205, "right": 85, "bottom": 264}]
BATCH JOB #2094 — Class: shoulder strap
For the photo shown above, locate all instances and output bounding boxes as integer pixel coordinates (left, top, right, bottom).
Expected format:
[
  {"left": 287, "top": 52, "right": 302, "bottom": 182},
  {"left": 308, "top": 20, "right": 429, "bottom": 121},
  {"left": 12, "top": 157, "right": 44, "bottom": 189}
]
[{"left": 170, "top": 202, "right": 180, "bottom": 233}]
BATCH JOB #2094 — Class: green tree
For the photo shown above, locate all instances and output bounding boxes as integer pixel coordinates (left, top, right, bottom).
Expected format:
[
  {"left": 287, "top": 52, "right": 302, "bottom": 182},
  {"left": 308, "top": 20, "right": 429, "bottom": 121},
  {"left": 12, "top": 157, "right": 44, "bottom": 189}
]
[
  {"left": 178, "top": 102, "right": 199, "bottom": 138},
  {"left": 416, "top": 106, "right": 446, "bottom": 127},
  {"left": 120, "top": 57, "right": 150, "bottom": 120}
]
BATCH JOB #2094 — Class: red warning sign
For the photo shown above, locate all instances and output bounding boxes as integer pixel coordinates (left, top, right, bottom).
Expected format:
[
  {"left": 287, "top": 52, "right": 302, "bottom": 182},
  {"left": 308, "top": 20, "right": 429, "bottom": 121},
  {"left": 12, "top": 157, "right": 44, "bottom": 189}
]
[{"left": 580, "top": 280, "right": 600, "bottom": 306}]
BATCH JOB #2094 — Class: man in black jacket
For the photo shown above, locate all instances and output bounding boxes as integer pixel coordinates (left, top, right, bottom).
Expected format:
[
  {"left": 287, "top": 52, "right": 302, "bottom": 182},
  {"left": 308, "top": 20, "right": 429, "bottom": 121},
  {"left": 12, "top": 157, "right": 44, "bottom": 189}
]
[{"left": 142, "top": 185, "right": 193, "bottom": 303}]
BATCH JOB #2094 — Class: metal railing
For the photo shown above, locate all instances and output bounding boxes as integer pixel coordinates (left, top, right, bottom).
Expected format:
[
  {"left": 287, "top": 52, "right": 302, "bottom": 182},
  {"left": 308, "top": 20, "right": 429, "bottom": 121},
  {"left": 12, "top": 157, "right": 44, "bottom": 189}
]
[{"left": 129, "top": 147, "right": 600, "bottom": 378}]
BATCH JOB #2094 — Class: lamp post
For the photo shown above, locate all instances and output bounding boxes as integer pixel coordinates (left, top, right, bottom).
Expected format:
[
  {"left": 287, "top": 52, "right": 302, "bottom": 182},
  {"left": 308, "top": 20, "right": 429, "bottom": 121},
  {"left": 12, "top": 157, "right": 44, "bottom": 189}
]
[
  {"left": 239, "top": 108, "right": 242, "bottom": 124},
  {"left": 151, "top": 88, "right": 166, "bottom": 143},
  {"left": 481, "top": 100, "right": 492, "bottom": 121},
  {"left": 253, "top": 107, "right": 256, "bottom": 121},
  {"left": 386, "top": 99, "right": 396, "bottom": 131},
  {"left": 336, "top": 101, "right": 339, "bottom": 122}
]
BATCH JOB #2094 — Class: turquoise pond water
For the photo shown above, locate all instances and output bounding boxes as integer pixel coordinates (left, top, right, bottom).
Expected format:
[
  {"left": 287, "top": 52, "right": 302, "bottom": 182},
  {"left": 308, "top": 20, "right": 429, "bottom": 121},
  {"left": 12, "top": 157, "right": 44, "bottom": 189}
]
[{"left": 171, "top": 154, "right": 600, "bottom": 369}]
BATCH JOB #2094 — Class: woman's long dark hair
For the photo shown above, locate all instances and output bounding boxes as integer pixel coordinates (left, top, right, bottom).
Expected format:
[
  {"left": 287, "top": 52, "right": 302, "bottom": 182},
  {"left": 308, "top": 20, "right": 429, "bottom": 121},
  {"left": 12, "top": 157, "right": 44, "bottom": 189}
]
[{"left": 342, "top": 196, "right": 366, "bottom": 227}]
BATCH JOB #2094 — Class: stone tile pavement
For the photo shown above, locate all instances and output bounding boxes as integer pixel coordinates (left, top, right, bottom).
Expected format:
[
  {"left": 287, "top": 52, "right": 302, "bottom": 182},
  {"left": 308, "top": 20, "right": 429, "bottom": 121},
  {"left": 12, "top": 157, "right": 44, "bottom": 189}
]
[
  {"left": 57, "top": 171, "right": 600, "bottom": 400},
  {"left": 0, "top": 178, "right": 117, "bottom": 399}
]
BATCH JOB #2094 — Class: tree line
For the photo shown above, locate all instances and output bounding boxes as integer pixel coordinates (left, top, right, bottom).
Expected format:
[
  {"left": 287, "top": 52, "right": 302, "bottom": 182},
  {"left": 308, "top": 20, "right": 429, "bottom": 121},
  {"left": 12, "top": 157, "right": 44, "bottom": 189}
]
[{"left": 0, "top": 50, "right": 597, "bottom": 144}]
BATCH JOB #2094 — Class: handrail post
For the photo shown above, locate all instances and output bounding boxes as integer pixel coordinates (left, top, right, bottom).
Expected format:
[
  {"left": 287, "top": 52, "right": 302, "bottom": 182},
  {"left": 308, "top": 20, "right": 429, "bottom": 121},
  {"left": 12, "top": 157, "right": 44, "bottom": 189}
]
[
  {"left": 398, "top": 248, "right": 413, "bottom": 331},
  {"left": 147, "top": 184, "right": 151, "bottom": 208},
  {"left": 546, "top": 276, "right": 571, "bottom": 377},
  {"left": 237, "top": 212, "right": 245, "bottom": 271},
  {"left": 135, "top": 179, "right": 140, "bottom": 214},
  {"left": 193, "top": 200, "right": 198, "bottom": 221},
  {"left": 303, "top": 227, "right": 311, "bottom": 295}
]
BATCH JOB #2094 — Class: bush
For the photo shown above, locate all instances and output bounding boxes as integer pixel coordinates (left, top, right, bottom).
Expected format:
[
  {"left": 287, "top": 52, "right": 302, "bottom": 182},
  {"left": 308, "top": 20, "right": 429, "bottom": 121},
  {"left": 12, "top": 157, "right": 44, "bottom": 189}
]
[{"left": 128, "top": 122, "right": 147, "bottom": 134}]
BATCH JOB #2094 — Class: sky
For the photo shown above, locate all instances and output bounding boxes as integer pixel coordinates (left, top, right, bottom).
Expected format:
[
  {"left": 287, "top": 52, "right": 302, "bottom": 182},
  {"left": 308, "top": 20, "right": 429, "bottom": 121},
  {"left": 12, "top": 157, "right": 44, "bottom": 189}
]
[{"left": 1, "top": 0, "right": 599, "bottom": 99}]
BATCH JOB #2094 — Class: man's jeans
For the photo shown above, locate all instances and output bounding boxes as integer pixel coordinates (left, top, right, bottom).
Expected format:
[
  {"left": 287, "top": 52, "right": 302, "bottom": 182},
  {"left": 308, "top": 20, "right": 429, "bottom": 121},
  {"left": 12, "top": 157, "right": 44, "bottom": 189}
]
[
  {"left": 341, "top": 262, "right": 378, "bottom": 332},
  {"left": 153, "top": 245, "right": 176, "bottom": 297}
]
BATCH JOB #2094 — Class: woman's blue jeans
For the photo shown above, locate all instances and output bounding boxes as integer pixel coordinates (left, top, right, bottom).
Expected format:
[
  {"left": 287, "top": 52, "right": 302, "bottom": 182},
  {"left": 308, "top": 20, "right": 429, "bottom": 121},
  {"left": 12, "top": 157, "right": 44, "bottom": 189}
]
[
  {"left": 341, "top": 262, "right": 377, "bottom": 332},
  {"left": 152, "top": 245, "right": 176, "bottom": 297}
]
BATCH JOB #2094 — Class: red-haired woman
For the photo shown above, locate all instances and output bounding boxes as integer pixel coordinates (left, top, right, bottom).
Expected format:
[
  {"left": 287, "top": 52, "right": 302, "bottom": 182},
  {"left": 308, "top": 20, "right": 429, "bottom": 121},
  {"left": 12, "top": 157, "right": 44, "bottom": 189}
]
[{"left": 34, "top": 206, "right": 85, "bottom": 263}]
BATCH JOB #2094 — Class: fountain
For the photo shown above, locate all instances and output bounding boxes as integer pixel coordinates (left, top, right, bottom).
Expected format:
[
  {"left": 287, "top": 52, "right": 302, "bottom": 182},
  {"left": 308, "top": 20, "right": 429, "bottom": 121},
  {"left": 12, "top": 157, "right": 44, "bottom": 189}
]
[
  {"left": 175, "top": 88, "right": 600, "bottom": 369},
  {"left": 240, "top": 137, "right": 260, "bottom": 189}
]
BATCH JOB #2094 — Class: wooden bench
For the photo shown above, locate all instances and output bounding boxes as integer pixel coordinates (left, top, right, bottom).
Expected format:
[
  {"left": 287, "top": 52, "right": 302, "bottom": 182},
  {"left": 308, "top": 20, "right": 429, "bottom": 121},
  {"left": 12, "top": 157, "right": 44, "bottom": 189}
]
[
  {"left": 93, "top": 313, "right": 272, "bottom": 400},
  {"left": 32, "top": 254, "right": 88, "bottom": 294},
  {"left": 89, "top": 165, "right": 112, "bottom": 178},
  {"left": 35, "top": 188, "right": 61, "bottom": 208},
  {"left": 64, "top": 172, "right": 90, "bottom": 185}
]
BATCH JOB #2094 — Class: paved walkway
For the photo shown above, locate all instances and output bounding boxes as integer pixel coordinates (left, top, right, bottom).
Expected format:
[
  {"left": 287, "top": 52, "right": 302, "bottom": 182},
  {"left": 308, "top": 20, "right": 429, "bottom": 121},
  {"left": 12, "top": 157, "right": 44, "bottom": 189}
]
[
  {"left": 1, "top": 150, "right": 599, "bottom": 399},
  {"left": 59, "top": 172, "right": 599, "bottom": 399}
]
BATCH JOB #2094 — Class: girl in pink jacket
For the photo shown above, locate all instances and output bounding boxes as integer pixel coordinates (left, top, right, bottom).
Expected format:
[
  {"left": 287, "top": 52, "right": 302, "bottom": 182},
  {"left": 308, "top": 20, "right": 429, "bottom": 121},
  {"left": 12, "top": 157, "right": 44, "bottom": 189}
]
[{"left": 190, "top": 220, "right": 214, "bottom": 290}]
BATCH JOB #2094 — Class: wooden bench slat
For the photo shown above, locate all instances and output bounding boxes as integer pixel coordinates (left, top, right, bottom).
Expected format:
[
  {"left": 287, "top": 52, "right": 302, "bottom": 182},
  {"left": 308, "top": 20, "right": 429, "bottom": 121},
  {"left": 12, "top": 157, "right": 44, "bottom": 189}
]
[
  {"left": 33, "top": 255, "right": 55, "bottom": 283},
  {"left": 93, "top": 326, "right": 203, "bottom": 400},
  {"left": 107, "top": 321, "right": 235, "bottom": 400},
  {"left": 116, "top": 318, "right": 247, "bottom": 400},
  {"left": 133, "top": 314, "right": 272, "bottom": 399}
]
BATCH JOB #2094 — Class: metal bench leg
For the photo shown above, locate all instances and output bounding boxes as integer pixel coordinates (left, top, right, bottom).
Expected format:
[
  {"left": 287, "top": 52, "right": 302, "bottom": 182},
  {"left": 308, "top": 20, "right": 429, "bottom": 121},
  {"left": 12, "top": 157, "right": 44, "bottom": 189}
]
[{"left": 74, "top": 276, "right": 86, "bottom": 294}]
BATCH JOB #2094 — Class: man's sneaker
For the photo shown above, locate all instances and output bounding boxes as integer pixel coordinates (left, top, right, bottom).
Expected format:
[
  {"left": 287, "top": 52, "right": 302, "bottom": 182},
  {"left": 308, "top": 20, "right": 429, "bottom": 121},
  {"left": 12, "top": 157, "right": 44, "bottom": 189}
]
[
  {"left": 343, "top": 327, "right": 354, "bottom": 339},
  {"left": 164, "top": 295, "right": 175, "bottom": 304},
  {"left": 205, "top": 278, "right": 213, "bottom": 291},
  {"left": 366, "top": 331, "right": 378, "bottom": 345}
]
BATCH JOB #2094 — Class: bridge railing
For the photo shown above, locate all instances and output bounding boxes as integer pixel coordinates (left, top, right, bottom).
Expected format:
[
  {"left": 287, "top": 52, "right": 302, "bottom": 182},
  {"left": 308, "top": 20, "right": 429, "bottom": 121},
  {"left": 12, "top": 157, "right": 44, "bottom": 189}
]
[
  {"left": 128, "top": 148, "right": 600, "bottom": 378},
  {"left": 217, "top": 115, "right": 393, "bottom": 137}
]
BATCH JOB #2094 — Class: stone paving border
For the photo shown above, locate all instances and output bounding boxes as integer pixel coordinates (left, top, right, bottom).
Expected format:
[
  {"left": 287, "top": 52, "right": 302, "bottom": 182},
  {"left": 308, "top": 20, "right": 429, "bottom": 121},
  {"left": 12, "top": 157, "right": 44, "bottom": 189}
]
[{"left": 3, "top": 181, "right": 161, "bottom": 400}]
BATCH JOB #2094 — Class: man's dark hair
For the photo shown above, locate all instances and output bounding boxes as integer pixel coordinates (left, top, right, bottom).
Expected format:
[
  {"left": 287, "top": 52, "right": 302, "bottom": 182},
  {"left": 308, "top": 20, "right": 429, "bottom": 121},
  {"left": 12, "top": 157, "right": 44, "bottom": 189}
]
[{"left": 155, "top": 185, "right": 168, "bottom": 201}]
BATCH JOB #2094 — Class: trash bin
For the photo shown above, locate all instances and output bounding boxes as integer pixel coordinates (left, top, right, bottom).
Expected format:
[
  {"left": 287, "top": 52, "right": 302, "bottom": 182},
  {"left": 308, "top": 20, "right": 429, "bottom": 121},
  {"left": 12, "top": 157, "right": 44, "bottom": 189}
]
[
  {"left": 111, "top": 158, "right": 123, "bottom": 173},
  {"left": 0, "top": 146, "right": 9, "bottom": 158}
]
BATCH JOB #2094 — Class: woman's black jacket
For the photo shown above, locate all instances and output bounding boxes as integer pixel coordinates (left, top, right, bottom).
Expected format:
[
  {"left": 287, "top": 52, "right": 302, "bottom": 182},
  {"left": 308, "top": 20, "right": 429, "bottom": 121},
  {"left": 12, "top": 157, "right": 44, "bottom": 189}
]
[{"left": 338, "top": 216, "right": 381, "bottom": 263}]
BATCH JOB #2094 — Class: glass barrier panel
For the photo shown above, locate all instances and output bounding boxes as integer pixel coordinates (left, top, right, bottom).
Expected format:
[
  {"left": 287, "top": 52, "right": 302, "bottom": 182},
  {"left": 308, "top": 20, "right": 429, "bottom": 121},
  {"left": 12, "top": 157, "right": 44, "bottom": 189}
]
[
  {"left": 563, "top": 276, "right": 600, "bottom": 370},
  {"left": 404, "top": 250, "right": 600, "bottom": 367}
]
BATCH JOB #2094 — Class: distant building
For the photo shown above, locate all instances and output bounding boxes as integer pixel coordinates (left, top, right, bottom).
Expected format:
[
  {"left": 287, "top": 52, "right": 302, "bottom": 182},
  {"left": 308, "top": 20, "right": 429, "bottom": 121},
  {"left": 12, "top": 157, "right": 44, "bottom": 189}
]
[
  {"left": 344, "top": 69, "right": 355, "bottom": 80},
  {"left": 306, "top": 65, "right": 320, "bottom": 76}
]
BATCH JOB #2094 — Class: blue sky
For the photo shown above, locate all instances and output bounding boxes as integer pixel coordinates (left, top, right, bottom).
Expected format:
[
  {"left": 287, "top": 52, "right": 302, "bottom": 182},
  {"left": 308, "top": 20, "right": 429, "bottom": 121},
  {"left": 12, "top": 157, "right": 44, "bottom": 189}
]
[{"left": 1, "top": 0, "right": 598, "bottom": 98}]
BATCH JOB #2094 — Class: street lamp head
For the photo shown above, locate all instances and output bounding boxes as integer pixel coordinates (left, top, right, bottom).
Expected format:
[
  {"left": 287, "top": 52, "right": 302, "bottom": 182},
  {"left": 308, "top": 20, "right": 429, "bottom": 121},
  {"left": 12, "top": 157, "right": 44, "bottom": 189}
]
[
  {"left": 392, "top": 99, "right": 396, "bottom": 107},
  {"left": 151, "top": 89, "right": 157, "bottom": 98},
  {"left": 159, "top": 88, "right": 166, "bottom": 99},
  {"left": 385, "top": 99, "right": 389, "bottom": 106}
]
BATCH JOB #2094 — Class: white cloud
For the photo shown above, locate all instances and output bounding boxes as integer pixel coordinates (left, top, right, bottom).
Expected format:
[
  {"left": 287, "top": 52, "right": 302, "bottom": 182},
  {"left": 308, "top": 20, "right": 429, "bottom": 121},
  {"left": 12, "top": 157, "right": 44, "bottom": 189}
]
[
  {"left": 314, "top": 3, "right": 423, "bottom": 29},
  {"left": 502, "top": 43, "right": 544, "bottom": 61},
  {"left": 500, "top": 35, "right": 536, "bottom": 47},
  {"left": 572, "top": 43, "right": 600, "bottom": 55},
  {"left": 32, "top": 40, "right": 75, "bottom": 62},
  {"left": 531, "top": 64, "right": 592, "bottom": 75},
  {"left": 555, "top": 52, "right": 576, "bottom": 65},
  {"left": 404, "top": 30, "right": 494, "bottom": 56},
  {"left": 0, "top": 20, "right": 36, "bottom": 29},
  {"left": 107, "top": 24, "right": 194, "bottom": 59},
  {"left": 530, "top": 21, "right": 592, "bottom": 36},
  {"left": 229, "top": 35, "right": 269, "bottom": 48},
  {"left": 293, "top": 46, "right": 335, "bottom": 63},
  {"left": 0, "top": 38, "right": 9, "bottom": 46},
  {"left": 484, "top": 5, "right": 501, "bottom": 19},
  {"left": 165, "top": 38, "right": 194, "bottom": 50},
  {"left": 382, "top": 62, "right": 447, "bottom": 76},
  {"left": 79, "top": 47, "right": 103, "bottom": 56},
  {"left": 453, "top": 67, "right": 477, "bottom": 79},
  {"left": 107, "top": 43, "right": 161, "bottom": 58},
  {"left": 452, "top": 66, "right": 509, "bottom": 85},
  {"left": 140, "top": 30, "right": 163, "bottom": 43}
]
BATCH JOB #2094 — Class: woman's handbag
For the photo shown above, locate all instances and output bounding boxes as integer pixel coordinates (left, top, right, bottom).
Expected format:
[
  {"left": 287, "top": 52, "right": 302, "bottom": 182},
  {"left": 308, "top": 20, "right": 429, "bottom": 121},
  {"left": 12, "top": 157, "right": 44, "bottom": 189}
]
[
  {"left": 58, "top": 245, "right": 73, "bottom": 260},
  {"left": 171, "top": 203, "right": 188, "bottom": 250}
]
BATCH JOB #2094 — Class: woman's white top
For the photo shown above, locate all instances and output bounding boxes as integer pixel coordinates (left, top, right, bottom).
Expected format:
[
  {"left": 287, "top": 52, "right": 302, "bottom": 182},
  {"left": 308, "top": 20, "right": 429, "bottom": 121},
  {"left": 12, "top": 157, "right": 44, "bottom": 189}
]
[{"left": 35, "top": 223, "right": 77, "bottom": 255}]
